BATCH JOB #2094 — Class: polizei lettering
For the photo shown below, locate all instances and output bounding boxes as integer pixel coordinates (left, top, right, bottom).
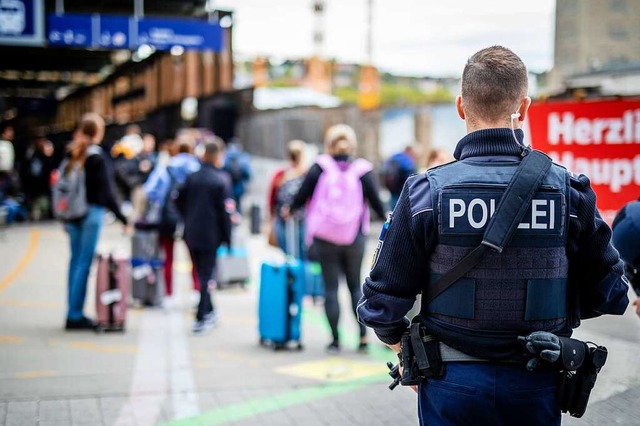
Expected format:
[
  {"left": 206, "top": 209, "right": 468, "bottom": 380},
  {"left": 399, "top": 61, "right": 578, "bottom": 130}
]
[
  {"left": 440, "top": 191, "right": 563, "bottom": 236},
  {"left": 449, "top": 198, "right": 555, "bottom": 229}
]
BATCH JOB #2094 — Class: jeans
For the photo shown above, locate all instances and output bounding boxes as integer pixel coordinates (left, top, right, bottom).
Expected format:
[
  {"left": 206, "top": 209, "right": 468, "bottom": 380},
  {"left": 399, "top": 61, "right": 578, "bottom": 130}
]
[
  {"left": 313, "top": 234, "right": 366, "bottom": 341},
  {"left": 275, "top": 217, "right": 306, "bottom": 260},
  {"left": 65, "top": 206, "right": 104, "bottom": 321},
  {"left": 189, "top": 248, "right": 217, "bottom": 321},
  {"left": 419, "top": 362, "right": 560, "bottom": 426}
]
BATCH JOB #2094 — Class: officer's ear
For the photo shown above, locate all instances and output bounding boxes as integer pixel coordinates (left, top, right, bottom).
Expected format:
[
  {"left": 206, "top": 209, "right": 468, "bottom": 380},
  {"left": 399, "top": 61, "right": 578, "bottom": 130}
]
[
  {"left": 516, "top": 97, "right": 532, "bottom": 122},
  {"left": 456, "top": 96, "right": 465, "bottom": 120}
]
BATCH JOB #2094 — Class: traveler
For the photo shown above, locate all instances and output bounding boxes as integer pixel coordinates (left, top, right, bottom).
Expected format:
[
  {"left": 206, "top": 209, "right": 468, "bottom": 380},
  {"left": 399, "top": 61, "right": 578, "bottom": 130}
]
[
  {"left": 223, "top": 142, "right": 251, "bottom": 215},
  {"left": 381, "top": 144, "right": 418, "bottom": 210},
  {"left": 611, "top": 198, "right": 640, "bottom": 318},
  {"left": 177, "top": 138, "right": 233, "bottom": 334},
  {"left": 62, "top": 113, "right": 129, "bottom": 330},
  {"left": 284, "top": 124, "right": 386, "bottom": 353},
  {"left": 267, "top": 140, "right": 309, "bottom": 256},
  {"left": 143, "top": 135, "right": 201, "bottom": 301}
]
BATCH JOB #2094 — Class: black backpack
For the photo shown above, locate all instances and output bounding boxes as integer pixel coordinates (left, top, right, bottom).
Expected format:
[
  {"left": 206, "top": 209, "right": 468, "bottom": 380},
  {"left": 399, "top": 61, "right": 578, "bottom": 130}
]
[
  {"left": 381, "top": 158, "right": 404, "bottom": 194},
  {"left": 158, "top": 169, "right": 182, "bottom": 238}
]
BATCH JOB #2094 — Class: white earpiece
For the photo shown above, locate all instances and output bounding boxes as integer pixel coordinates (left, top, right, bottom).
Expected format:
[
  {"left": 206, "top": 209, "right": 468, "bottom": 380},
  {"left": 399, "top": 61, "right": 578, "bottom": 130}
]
[{"left": 510, "top": 112, "right": 523, "bottom": 146}]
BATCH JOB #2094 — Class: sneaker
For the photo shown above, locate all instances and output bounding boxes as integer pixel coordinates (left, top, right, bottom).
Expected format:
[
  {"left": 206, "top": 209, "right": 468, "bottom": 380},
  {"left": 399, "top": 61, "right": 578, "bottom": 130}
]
[
  {"left": 357, "top": 342, "right": 369, "bottom": 354},
  {"left": 204, "top": 311, "right": 220, "bottom": 327},
  {"left": 192, "top": 320, "right": 212, "bottom": 335},
  {"left": 326, "top": 341, "right": 341, "bottom": 354},
  {"left": 65, "top": 317, "right": 96, "bottom": 331}
]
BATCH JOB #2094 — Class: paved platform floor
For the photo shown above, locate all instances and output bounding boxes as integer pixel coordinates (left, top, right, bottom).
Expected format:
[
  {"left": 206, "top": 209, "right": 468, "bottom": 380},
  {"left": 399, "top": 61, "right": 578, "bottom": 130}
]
[{"left": 0, "top": 220, "right": 638, "bottom": 425}]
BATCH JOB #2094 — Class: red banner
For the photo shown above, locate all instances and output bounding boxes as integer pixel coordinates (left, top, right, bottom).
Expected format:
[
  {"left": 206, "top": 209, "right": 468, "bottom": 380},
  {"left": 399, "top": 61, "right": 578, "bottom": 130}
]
[{"left": 527, "top": 99, "right": 640, "bottom": 223}]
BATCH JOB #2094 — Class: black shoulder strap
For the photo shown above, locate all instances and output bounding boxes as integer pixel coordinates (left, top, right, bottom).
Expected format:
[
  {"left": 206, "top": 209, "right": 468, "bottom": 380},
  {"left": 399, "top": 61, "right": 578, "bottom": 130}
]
[{"left": 423, "top": 150, "right": 552, "bottom": 306}]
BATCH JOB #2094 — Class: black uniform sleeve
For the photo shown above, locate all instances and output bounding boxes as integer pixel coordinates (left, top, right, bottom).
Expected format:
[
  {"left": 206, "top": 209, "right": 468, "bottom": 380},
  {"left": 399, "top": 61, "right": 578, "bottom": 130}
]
[
  {"left": 361, "top": 170, "right": 387, "bottom": 220},
  {"left": 567, "top": 174, "right": 629, "bottom": 319},
  {"left": 289, "top": 163, "right": 322, "bottom": 212},
  {"left": 357, "top": 176, "right": 433, "bottom": 345}
]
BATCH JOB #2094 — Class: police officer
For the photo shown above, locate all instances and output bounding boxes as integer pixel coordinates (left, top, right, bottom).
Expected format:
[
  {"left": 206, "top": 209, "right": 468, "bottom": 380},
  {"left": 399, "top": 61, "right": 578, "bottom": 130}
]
[
  {"left": 611, "top": 198, "right": 640, "bottom": 318},
  {"left": 357, "top": 46, "right": 630, "bottom": 426}
]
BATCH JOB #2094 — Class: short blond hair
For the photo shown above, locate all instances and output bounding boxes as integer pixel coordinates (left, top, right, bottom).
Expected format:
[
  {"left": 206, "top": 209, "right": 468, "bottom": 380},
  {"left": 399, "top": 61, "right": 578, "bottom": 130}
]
[{"left": 324, "top": 124, "right": 357, "bottom": 156}]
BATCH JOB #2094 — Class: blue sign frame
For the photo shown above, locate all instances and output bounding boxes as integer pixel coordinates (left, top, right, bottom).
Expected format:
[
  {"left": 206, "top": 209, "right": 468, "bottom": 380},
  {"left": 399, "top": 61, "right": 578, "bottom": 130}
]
[{"left": 0, "top": 0, "right": 44, "bottom": 46}]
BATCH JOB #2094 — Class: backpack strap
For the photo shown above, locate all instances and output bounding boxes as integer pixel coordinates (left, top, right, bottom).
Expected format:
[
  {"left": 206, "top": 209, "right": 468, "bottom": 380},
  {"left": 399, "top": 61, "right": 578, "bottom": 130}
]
[
  {"left": 316, "top": 154, "right": 338, "bottom": 173},
  {"left": 316, "top": 155, "right": 373, "bottom": 177},
  {"left": 423, "top": 150, "right": 553, "bottom": 306},
  {"left": 350, "top": 158, "right": 373, "bottom": 177}
]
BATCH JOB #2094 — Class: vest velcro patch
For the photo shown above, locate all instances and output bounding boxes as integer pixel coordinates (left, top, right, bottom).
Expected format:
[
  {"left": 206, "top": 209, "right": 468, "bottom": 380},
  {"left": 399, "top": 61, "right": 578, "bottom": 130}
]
[{"left": 439, "top": 188, "right": 564, "bottom": 237}]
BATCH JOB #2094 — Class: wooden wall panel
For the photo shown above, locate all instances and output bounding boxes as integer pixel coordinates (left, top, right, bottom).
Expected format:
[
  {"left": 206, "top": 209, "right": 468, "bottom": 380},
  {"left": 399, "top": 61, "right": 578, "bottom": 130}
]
[{"left": 202, "top": 51, "right": 216, "bottom": 96}]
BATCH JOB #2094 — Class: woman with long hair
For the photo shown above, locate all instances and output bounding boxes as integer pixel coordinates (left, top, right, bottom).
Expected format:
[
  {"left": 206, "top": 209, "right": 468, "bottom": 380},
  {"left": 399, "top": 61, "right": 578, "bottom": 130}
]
[
  {"left": 284, "top": 124, "right": 387, "bottom": 353},
  {"left": 64, "top": 113, "right": 128, "bottom": 330}
]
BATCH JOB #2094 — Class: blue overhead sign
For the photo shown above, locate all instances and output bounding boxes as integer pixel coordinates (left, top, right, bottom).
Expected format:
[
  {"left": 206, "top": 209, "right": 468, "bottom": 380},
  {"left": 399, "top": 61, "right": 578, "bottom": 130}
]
[
  {"left": 47, "top": 13, "right": 223, "bottom": 52},
  {"left": 48, "top": 14, "right": 92, "bottom": 47},
  {"left": 0, "top": 0, "right": 44, "bottom": 46},
  {"left": 137, "top": 17, "right": 222, "bottom": 51},
  {"left": 99, "top": 15, "right": 131, "bottom": 49}
]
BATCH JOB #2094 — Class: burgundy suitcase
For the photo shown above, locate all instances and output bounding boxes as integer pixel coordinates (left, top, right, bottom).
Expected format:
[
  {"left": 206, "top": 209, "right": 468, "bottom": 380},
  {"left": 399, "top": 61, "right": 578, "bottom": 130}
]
[{"left": 95, "top": 253, "right": 129, "bottom": 332}]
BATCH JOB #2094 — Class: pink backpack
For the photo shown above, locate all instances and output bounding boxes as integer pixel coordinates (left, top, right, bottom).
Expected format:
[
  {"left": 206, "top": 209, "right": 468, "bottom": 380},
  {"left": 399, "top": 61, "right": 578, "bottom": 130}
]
[{"left": 305, "top": 154, "right": 373, "bottom": 246}]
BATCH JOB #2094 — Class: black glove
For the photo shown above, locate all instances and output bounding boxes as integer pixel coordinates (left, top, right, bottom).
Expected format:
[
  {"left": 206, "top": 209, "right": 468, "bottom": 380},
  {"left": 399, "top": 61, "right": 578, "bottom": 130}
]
[{"left": 519, "top": 331, "right": 561, "bottom": 371}]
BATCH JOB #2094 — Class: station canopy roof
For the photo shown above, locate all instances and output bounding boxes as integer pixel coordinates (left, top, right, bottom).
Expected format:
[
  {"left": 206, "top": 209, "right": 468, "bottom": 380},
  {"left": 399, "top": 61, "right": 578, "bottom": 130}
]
[{"left": 0, "top": 0, "right": 212, "bottom": 105}]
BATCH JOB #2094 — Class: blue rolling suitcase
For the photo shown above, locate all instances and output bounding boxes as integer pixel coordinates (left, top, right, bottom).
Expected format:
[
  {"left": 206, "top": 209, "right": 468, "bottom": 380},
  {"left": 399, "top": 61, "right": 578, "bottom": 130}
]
[
  {"left": 258, "top": 261, "right": 306, "bottom": 350},
  {"left": 258, "top": 218, "right": 306, "bottom": 350}
]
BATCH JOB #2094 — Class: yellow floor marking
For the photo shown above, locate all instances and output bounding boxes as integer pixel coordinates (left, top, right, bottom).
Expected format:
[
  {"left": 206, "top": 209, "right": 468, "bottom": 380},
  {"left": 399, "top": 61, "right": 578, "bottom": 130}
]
[
  {"left": 14, "top": 370, "right": 56, "bottom": 379},
  {"left": 0, "top": 298, "right": 61, "bottom": 309},
  {"left": 275, "top": 357, "right": 386, "bottom": 383},
  {"left": 0, "top": 229, "right": 41, "bottom": 293},
  {"left": 67, "top": 341, "right": 138, "bottom": 353},
  {"left": 0, "top": 335, "right": 23, "bottom": 344}
]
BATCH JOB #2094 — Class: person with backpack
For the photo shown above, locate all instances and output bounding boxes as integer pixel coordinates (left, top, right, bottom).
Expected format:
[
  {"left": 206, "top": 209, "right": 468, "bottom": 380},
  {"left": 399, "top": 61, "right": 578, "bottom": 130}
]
[
  {"left": 267, "top": 140, "right": 309, "bottom": 257},
  {"left": 142, "top": 135, "right": 201, "bottom": 303},
  {"left": 54, "top": 113, "right": 129, "bottom": 331},
  {"left": 223, "top": 142, "right": 251, "bottom": 215},
  {"left": 381, "top": 144, "right": 418, "bottom": 211},
  {"left": 283, "top": 124, "right": 387, "bottom": 353}
]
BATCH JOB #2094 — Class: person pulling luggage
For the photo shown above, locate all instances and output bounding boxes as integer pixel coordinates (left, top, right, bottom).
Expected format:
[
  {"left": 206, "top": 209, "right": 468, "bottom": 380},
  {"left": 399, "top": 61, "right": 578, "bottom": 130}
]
[{"left": 176, "top": 138, "right": 233, "bottom": 334}]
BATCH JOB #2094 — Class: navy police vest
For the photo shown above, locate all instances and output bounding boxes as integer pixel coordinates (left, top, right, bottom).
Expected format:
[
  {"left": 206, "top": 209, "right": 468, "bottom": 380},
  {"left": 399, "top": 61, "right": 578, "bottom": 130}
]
[{"left": 422, "top": 157, "right": 571, "bottom": 360}]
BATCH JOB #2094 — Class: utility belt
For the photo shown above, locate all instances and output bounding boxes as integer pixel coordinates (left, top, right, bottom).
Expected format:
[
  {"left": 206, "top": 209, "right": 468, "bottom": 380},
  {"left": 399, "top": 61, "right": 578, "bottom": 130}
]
[{"left": 387, "top": 318, "right": 608, "bottom": 418}]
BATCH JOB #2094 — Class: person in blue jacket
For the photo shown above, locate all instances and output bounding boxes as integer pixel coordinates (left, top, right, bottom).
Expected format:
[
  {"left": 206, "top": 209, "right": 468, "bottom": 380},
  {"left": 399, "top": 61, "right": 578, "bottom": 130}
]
[
  {"left": 143, "top": 135, "right": 201, "bottom": 301},
  {"left": 223, "top": 142, "right": 251, "bottom": 215},
  {"left": 357, "top": 46, "right": 630, "bottom": 426},
  {"left": 381, "top": 144, "right": 418, "bottom": 210}
]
